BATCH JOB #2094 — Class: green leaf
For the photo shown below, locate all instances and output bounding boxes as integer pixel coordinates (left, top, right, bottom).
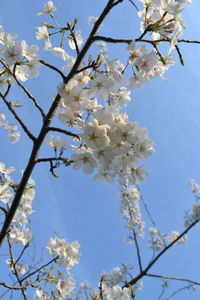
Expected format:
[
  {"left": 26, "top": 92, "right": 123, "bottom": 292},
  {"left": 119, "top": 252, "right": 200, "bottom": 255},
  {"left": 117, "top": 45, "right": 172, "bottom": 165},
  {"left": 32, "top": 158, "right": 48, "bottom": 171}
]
[{"left": 11, "top": 101, "right": 23, "bottom": 107}]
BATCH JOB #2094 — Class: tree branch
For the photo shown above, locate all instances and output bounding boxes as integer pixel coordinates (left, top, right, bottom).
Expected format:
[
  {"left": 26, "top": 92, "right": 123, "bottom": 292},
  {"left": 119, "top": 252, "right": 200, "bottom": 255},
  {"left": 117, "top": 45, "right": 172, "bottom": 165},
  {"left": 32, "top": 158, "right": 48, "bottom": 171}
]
[
  {"left": 48, "top": 126, "right": 80, "bottom": 139},
  {"left": 7, "top": 234, "right": 28, "bottom": 300},
  {"left": 92, "top": 35, "right": 200, "bottom": 46},
  {"left": 36, "top": 157, "right": 72, "bottom": 164},
  {"left": 146, "top": 273, "right": 200, "bottom": 286},
  {"left": 0, "top": 281, "right": 27, "bottom": 290},
  {"left": 21, "top": 255, "right": 59, "bottom": 283},
  {"left": 124, "top": 220, "right": 199, "bottom": 287},
  {"left": 39, "top": 60, "right": 66, "bottom": 81},
  {"left": 132, "top": 228, "right": 143, "bottom": 273}
]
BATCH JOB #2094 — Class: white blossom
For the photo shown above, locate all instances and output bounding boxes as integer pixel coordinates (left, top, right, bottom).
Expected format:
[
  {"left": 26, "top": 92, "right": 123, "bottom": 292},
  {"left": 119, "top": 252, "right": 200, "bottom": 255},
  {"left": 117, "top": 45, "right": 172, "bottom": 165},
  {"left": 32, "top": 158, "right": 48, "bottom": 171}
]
[{"left": 37, "top": 1, "right": 57, "bottom": 16}]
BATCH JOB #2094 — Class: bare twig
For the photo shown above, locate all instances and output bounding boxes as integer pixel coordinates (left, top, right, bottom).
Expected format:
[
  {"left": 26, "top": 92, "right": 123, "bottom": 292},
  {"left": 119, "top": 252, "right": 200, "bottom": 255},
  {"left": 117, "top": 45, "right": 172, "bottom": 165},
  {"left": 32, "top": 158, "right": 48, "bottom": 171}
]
[
  {"left": 128, "top": 0, "right": 139, "bottom": 11},
  {"left": 14, "top": 242, "right": 30, "bottom": 266},
  {"left": 0, "top": 92, "right": 36, "bottom": 142},
  {"left": 167, "top": 284, "right": 196, "bottom": 299},
  {"left": 92, "top": 35, "right": 200, "bottom": 46},
  {"left": 39, "top": 60, "right": 66, "bottom": 81},
  {"left": 36, "top": 157, "right": 72, "bottom": 164},
  {"left": 0, "top": 206, "right": 8, "bottom": 214},
  {"left": 132, "top": 228, "right": 143, "bottom": 272},
  {"left": 0, "top": 281, "right": 27, "bottom": 290},
  {"left": 137, "top": 186, "right": 166, "bottom": 248},
  {"left": 146, "top": 273, "right": 200, "bottom": 286},
  {"left": 124, "top": 220, "right": 199, "bottom": 287},
  {"left": 21, "top": 255, "right": 59, "bottom": 283},
  {"left": 75, "top": 62, "right": 97, "bottom": 74},
  {"left": 175, "top": 44, "right": 184, "bottom": 66},
  {"left": 48, "top": 126, "right": 80, "bottom": 139},
  {"left": 7, "top": 234, "right": 28, "bottom": 300}
]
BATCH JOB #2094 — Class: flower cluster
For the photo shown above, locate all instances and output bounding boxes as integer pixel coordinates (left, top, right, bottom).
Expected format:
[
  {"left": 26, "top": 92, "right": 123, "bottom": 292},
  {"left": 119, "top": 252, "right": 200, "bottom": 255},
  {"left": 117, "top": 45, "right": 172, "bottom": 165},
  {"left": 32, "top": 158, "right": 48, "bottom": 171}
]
[
  {"left": 120, "top": 186, "right": 144, "bottom": 239},
  {"left": 46, "top": 237, "right": 80, "bottom": 270},
  {"left": 0, "top": 26, "right": 40, "bottom": 82},
  {"left": 0, "top": 109, "right": 20, "bottom": 143}
]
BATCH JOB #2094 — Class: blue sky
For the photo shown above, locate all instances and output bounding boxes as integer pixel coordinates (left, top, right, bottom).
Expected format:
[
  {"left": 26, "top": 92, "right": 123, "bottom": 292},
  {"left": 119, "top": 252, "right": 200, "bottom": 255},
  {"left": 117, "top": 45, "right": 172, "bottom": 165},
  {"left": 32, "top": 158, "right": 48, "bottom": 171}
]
[{"left": 1, "top": 0, "right": 200, "bottom": 299}]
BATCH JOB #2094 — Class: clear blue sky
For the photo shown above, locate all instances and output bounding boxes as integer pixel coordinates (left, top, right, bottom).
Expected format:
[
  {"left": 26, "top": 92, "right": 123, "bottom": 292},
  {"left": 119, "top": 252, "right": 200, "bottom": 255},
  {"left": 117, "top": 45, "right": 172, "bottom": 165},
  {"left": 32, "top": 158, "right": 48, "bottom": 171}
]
[{"left": 1, "top": 0, "right": 200, "bottom": 299}]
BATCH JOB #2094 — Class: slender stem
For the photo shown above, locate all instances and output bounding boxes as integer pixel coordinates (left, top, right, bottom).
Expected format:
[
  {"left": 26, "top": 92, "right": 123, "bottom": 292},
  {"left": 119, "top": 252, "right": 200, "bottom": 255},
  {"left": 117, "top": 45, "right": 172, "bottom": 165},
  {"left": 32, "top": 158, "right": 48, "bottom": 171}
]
[
  {"left": 36, "top": 157, "right": 72, "bottom": 164},
  {"left": 0, "top": 207, "right": 7, "bottom": 214},
  {"left": 0, "top": 59, "right": 45, "bottom": 119},
  {"left": 132, "top": 228, "right": 143, "bottom": 272},
  {"left": 7, "top": 234, "right": 28, "bottom": 300},
  {"left": 92, "top": 35, "right": 200, "bottom": 46},
  {"left": 0, "top": 281, "right": 27, "bottom": 290},
  {"left": 124, "top": 220, "right": 198, "bottom": 287},
  {"left": 48, "top": 126, "right": 80, "bottom": 139},
  {"left": 21, "top": 255, "right": 59, "bottom": 283},
  {"left": 39, "top": 60, "right": 66, "bottom": 81},
  {"left": 68, "top": 25, "right": 80, "bottom": 56},
  {"left": 14, "top": 242, "right": 30, "bottom": 266},
  {"left": 0, "top": 92, "right": 36, "bottom": 142},
  {"left": 138, "top": 186, "right": 166, "bottom": 247},
  {"left": 146, "top": 273, "right": 200, "bottom": 286}
]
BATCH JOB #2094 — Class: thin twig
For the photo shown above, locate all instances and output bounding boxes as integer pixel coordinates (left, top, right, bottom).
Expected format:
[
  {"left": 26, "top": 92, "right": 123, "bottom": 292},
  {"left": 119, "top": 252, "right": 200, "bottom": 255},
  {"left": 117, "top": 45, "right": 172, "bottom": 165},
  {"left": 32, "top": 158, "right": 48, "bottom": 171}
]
[
  {"left": 0, "top": 59, "right": 45, "bottom": 119},
  {"left": 0, "top": 206, "right": 7, "bottom": 214},
  {"left": 75, "top": 62, "right": 97, "bottom": 74},
  {"left": 36, "top": 157, "right": 72, "bottom": 164},
  {"left": 123, "top": 220, "right": 199, "bottom": 287},
  {"left": 0, "top": 92, "right": 36, "bottom": 142},
  {"left": 132, "top": 228, "right": 143, "bottom": 272},
  {"left": 39, "top": 60, "right": 66, "bottom": 81},
  {"left": 175, "top": 44, "right": 184, "bottom": 66},
  {"left": 128, "top": 0, "right": 139, "bottom": 11},
  {"left": 92, "top": 35, "right": 200, "bottom": 46},
  {"left": 14, "top": 242, "right": 30, "bottom": 266},
  {"left": 7, "top": 234, "right": 28, "bottom": 300},
  {"left": 137, "top": 186, "right": 166, "bottom": 248},
  {"left": 48, "top": 126, "right": 80, "bottom": 139},
  {"left": 167, "top": 284, "right": 195, "bottom": 299},
  {"left": 146, "top": 273, "right": 200, "bottom": 286},
  {"left": 68, "top": 25, "right": 80, "bottom": 56},
  {"left": 21, "top": 255, "right": 59, "bottom": 283},
  {"left": 0, "top": 281, "right": 27, "bottom": 290}
]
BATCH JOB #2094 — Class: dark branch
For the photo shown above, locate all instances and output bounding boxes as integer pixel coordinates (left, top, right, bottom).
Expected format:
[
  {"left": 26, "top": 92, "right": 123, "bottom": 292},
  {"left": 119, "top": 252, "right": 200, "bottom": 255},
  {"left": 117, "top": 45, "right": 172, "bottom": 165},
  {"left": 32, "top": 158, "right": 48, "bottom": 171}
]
[
  {"left": 21, "top": 255, "right": 59, "bottom": 283},
  {"left": 124, "top": 220, "right": 199, "bottom": 287},
  {"left": 39, "top": 60, "right": 66, "bottom": 81},
  {"left": 48, "top": 126, "right": 80, "bottom": 139},
  {"left": 36, "top": 157, "right": 72, "bottom": 164},
  {"left": 7, "top": 234, "right": 28, "bottom": 300}
]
